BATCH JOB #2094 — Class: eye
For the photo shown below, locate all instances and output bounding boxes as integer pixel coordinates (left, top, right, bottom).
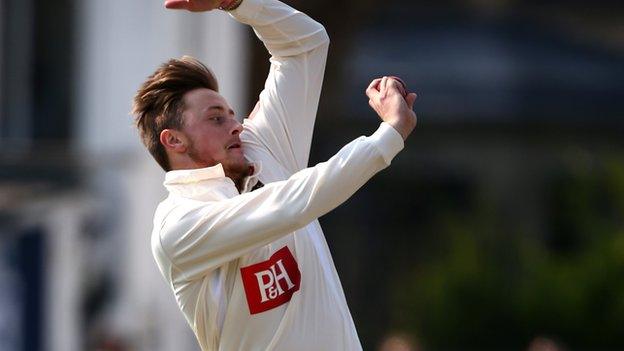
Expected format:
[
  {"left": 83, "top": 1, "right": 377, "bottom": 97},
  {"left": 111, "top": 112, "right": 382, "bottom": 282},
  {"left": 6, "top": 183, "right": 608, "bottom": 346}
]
[{"left": 209, "top": 116, "right": 225, "bottom": 123}]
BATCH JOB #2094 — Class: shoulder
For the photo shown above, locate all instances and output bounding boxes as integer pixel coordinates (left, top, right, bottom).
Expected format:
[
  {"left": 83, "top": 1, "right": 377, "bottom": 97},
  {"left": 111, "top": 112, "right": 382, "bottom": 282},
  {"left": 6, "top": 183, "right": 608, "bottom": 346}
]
[
  {"left": 153, "top": 197, "right": 213, "bottom": 243},
  {"left": 156, "top": 195, "right": 216, "bottom": 228}
]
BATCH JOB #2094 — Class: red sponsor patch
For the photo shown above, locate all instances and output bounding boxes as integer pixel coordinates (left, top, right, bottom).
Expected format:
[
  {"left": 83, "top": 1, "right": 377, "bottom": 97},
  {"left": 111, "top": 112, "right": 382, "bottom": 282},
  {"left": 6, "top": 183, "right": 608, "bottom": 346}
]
[{"left": 240, "top": 246, "right": 301, "bottom": 315}]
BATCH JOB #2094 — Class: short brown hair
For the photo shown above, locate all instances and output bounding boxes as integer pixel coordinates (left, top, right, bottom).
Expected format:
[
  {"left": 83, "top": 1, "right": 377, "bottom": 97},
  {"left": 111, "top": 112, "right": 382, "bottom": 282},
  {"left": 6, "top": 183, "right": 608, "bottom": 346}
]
[{"left": 132, "top": 56, "right": 219, "bottom": 171}]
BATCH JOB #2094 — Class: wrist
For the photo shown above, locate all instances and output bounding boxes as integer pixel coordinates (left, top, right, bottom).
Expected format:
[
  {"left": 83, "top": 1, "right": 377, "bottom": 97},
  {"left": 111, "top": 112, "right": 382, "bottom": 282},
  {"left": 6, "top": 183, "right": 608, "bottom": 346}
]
[{"left": 386, "top": 116, "right": 415, "bottom": 141}]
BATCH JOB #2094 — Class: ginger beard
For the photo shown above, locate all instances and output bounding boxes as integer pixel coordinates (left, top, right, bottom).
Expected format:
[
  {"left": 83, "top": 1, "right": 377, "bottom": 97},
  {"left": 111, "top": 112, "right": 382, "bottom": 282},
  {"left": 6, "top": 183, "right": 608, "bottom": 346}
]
[{"left": 187, "top": 135, "right": 253, "bottom": 190}]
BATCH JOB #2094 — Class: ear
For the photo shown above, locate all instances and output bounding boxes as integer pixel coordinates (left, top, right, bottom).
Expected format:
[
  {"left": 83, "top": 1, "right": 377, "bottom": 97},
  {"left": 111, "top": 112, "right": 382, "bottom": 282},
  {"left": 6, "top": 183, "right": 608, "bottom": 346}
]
[{"left": 160, "top": 129, "right": 188, "bottom": 154}]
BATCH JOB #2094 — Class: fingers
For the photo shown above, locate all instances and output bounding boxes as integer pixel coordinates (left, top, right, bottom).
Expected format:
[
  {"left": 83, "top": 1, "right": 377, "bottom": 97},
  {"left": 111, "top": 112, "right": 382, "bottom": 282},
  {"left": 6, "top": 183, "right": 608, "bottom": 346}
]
[
  {"left": 366, "top": 78, "right": 382, "bottom": 92},
  {"left": 366, "top": 76, "right": 414, "bottom": 103},
  {"left": 381, "top": 76, "right": 408, "bottom": 99},
  {"left": 387, "top": 78, "right": 406, "bottom": 97},
  {"left": 388, "top": 76, "right": 407, "bottom": 91},
  {"left": 380, "top": 76, "right": 389, "bottom": 98},
  {"left": 366, "top": 78, "right": 382, "bottom": 91},
  {"left": 218, "top": 0, "right": 235, "bottom": 8},
  {"left": 164, "top": 0, "right": 190, "bottom": 9},
  {"left": 366, "top": 78, "right": 383, "bottom": 99}
]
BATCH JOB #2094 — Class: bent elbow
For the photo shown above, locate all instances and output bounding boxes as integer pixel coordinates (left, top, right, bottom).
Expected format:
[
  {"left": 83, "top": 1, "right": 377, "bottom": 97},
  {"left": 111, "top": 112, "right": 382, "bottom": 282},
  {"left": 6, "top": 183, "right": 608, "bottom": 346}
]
[{"left": 318, "top": 25, "right": 330, "bottom": 45}]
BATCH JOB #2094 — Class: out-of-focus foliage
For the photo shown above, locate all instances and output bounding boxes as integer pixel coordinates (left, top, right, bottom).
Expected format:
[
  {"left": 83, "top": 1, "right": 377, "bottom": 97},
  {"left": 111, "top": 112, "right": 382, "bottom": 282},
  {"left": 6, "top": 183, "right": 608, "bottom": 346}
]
[{"left": 391, "top": 156, "right": 624, "bottom": 350}]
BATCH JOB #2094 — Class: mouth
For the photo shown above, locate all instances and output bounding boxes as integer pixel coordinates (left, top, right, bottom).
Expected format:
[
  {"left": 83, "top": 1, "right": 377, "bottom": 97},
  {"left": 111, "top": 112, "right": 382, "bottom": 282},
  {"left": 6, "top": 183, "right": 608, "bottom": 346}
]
[{"left": 227, "top": 143, "right": 242, "bottom": 150}]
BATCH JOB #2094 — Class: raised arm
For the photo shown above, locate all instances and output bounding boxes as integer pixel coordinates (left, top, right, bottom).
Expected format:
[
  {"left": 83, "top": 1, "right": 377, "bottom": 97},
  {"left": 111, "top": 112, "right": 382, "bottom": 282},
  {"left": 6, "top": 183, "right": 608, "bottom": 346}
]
[
  {"left": 231, "top": 0, "right": 329, "bottom": 174},
  {"left": 164, "top": 0, "right": 329, "bottom": 175}
]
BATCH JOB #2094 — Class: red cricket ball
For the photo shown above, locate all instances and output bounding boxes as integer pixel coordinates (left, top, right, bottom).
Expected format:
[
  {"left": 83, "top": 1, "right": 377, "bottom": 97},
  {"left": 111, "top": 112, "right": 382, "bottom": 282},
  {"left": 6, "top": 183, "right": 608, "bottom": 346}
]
[{"left": 388, "top": 76, "right": 407, "bottom": 98}]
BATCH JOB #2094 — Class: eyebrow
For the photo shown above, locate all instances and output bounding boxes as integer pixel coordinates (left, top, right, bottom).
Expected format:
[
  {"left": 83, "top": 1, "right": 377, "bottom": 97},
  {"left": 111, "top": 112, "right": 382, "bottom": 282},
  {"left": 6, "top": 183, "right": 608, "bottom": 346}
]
[{"left": 207, "top": 105, "right": 235, "bottom": 115}]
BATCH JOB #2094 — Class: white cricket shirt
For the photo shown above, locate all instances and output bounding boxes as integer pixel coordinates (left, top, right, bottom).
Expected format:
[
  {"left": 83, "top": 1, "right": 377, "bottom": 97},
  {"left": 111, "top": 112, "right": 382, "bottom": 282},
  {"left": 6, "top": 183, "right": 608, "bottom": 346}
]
[{"left": 150, "top": 0, "right": 405, "bottom": 350}]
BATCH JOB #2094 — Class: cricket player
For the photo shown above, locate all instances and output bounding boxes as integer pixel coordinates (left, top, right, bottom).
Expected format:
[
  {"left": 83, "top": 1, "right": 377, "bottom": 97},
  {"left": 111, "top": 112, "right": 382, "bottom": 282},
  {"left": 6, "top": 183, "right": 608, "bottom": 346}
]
[{"left": 132, "top": 0, "right": 418, "bottom": 349}]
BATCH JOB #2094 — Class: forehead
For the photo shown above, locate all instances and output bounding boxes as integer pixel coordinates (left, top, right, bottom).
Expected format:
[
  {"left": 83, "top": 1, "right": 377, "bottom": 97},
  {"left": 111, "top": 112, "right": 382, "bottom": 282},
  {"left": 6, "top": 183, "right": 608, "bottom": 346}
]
[{"left": 182, "top": 88, "right": 230, "bottom": 112}]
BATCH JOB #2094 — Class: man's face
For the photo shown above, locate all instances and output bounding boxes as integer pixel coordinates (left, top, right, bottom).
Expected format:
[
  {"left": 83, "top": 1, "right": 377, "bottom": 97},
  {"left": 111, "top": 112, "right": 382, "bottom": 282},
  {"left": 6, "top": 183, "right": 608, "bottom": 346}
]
[{"left": 179, "top": 88, "right": 249, "bottom": 179}]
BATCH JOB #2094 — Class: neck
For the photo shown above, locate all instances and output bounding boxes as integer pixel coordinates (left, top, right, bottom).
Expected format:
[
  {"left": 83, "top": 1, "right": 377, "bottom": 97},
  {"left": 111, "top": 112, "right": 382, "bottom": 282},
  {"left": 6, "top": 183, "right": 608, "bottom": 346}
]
[{"left": 226, "top": 164, "right": 254, "bottom": 193}]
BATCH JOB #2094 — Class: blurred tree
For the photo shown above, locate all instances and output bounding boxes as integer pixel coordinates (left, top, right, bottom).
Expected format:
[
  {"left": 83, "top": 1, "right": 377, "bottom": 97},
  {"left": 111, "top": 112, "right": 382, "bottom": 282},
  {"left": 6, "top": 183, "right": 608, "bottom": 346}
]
[{"left": 390, "top": 156, "right": 624, "bottom": 350}]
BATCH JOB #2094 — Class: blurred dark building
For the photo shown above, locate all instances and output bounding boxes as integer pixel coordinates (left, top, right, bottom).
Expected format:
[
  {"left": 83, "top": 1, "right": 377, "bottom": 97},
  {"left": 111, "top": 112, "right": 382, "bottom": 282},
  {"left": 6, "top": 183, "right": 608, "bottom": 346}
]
[
  {"left": 1, "top": 1, "right": 80, "bottom": 350},
  {"left": 248, "top": 0, "right": 624, "bottom": 349}
]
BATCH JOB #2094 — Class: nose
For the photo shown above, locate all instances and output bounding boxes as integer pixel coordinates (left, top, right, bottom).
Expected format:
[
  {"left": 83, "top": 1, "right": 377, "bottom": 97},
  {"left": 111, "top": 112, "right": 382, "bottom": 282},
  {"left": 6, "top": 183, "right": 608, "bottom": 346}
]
[{"left": 231, "top": 119, "right": 243, "bottom": 135}]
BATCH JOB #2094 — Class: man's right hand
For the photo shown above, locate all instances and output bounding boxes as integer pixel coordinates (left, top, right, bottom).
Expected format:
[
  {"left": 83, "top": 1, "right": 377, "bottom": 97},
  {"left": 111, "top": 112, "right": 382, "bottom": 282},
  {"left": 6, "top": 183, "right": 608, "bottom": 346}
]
[
  {"left": 366, "top": 76, "right": 418, "bottom": 141},
  {"left": 164, "top": 0, "right": 223, "bottom": 12}
]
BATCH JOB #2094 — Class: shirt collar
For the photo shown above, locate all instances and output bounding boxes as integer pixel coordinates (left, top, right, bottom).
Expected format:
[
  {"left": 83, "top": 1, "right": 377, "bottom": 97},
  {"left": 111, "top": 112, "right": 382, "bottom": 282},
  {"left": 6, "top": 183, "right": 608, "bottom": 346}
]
[
  {"left": 163, "top": 162, "right": 262, "bottom": 198},
  {"left": 240, "top": 162, "right": 262, "bottom": 194},
  {"left": 164, "top": 163, "right": 227, "bottom": 186}
]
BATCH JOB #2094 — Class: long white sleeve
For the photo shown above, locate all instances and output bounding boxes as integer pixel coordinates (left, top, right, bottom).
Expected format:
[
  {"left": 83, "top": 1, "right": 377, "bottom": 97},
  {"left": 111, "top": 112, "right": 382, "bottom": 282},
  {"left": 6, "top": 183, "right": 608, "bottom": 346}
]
[
  {"left": 231, "top": 0, "right": 330, "bottom": 174},
  {"left": 156, "top": 123, "right": 403, "bottom": 281}
]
